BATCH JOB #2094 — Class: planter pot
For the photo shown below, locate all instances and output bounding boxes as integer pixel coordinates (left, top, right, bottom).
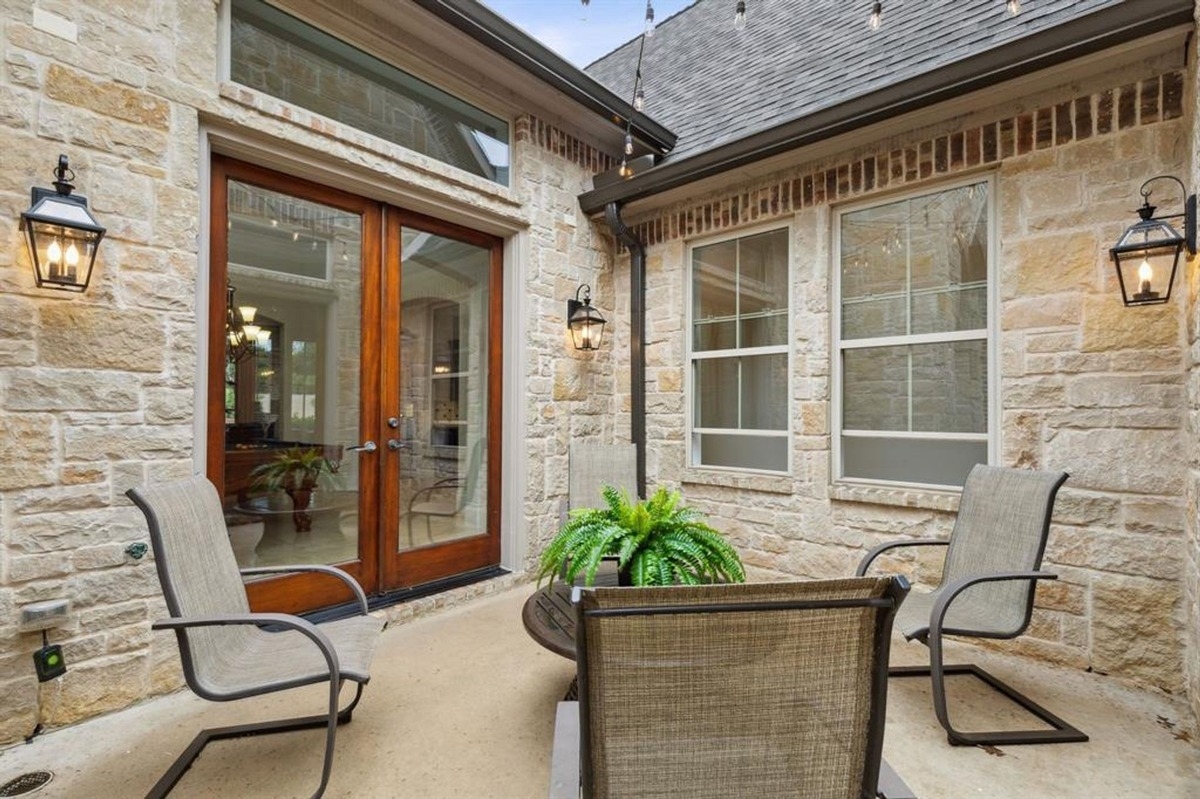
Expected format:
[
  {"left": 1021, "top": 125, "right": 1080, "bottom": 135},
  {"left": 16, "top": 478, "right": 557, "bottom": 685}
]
[{"left": 285, "top": 487, "right": 315, "bottom": 532}]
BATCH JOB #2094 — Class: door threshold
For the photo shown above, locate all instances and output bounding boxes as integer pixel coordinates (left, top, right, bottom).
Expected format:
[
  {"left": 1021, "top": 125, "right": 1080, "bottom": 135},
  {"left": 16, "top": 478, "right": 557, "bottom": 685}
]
[{"left": 304, "top": 566, "right": 511, "bottom": 624}]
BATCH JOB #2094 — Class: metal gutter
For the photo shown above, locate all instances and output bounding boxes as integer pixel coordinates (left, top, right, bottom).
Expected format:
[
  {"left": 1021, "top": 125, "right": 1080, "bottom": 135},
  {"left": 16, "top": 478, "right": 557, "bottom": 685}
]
[
  {"left": 409, "top": 0, "right": 677, "bottom": 154},
  {"left": 605, "top": 202, "right": 647, "bottom": 500},
  {"left": 578, "top": 0, "right": 1194, "bottom": 214}
]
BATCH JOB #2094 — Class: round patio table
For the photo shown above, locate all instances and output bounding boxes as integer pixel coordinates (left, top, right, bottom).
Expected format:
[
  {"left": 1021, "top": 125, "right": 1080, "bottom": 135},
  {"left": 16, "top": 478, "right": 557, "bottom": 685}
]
[{"left": 521, "top": 562, "right": 619, "bottom": 660}]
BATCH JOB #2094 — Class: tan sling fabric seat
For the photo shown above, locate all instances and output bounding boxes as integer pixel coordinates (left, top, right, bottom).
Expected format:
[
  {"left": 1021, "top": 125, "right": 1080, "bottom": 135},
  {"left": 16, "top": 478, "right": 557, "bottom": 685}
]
[
  {"left": 550, "top": 577, "right": 915, "bottom": 799},
  {"left": 858, "top": 464, "right": 1086, "bottom": 746},
  {"left": 127, "top": 475, "right": 383, "bottom": 798}
]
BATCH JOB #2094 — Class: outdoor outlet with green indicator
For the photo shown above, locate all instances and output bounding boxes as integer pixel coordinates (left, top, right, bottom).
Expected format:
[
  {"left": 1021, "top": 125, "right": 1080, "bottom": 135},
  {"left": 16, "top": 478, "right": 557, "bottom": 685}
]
[{"left": 34, "top": 644, "right": 66, "bottom": 682}]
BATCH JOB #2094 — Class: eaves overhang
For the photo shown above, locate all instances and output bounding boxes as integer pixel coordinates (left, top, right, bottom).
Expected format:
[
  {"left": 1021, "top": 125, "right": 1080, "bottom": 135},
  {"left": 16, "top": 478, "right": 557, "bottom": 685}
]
[
  {"left": 578, "top": 0, "right": 1194, "bottom": 215},
  {"left": 409, "top": 0, "right": 677, "bottom": 155}
]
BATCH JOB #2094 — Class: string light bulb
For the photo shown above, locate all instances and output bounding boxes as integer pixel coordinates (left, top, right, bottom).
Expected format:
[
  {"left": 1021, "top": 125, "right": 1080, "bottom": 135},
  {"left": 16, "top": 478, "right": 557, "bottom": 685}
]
[
  {"left": 1007, "top": 0, "right": 1020, "bottom": 14},
  {"left": 644, "top": 0, "right": 655, "bottom": 37},
  {"left": 619, "top": 157, "right": 631, "bottom": 178},
  {"left": 624, "top": 132, "right": 634, "bottom": 155},
  {"left": 734, "top": 0, "right": 746, "bottom": 30},
  {"left": 634, "top": 85, "right": 645, "bottom": 111},
  {"left": 869, "top": 0, "right": 882, "bottom": 30}
]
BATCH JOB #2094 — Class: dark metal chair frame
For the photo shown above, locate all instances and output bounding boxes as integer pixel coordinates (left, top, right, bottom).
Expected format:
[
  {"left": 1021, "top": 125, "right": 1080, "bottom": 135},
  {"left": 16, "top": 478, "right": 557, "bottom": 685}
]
[
  {"left": 127, "top": 478, "right": 382, "bottom": 798},
  {"left": 555, "top": 578, "right": 915, "bottom": 799},
  {"left": 857, "top": 466, "right": 1087, "bottom": 747}
]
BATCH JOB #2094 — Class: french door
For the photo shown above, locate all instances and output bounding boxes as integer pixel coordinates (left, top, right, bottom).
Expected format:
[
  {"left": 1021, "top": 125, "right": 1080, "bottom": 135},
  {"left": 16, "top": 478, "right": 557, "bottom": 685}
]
[{"left": 208, "top": 157, "right": 502, "bottom": 612}]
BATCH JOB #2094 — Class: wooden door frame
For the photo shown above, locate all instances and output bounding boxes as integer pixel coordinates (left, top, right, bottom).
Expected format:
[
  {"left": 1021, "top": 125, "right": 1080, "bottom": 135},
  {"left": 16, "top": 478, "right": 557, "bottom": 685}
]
[{"left": 208, "top": 155, "right": 382, "bottom": 613}]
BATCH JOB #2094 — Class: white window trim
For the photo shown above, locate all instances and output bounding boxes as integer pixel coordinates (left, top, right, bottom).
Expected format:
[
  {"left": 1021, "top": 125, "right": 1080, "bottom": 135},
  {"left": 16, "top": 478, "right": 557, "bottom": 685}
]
[
  {"left": 831, "top": 173, "right": 998, "bottom": 490},
  {"left": 685, "top": 221, "right": 793, "bottom": 476}
]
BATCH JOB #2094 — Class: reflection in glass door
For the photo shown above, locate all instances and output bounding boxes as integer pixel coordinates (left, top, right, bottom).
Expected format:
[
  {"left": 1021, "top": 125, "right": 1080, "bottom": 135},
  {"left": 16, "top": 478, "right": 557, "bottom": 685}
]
[
  {"left": 210, "top": 157, "right": 380, "bottom": 612},
  {"left": 383, "top": 217, "right": 501, "bottom": 588},
  {"left": 211, "top": 160, "right": 501, "bottom": 607}
]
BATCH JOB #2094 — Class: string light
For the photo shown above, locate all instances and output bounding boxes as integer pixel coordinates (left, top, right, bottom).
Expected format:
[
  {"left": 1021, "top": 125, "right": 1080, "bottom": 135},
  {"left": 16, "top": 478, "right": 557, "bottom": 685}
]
[
  {"left": 869, "top": 1, "right": 882, "bottom": 30},
  {"left": 734, "top": 0, "right": 746, "bottom": 30},
  {"left": 634, "top": 85, "right": 645, "bottom": 112},
  {"left": 1007, "top": 0, "right": 1020, "bottom": 14},
  {"left": 644, "top": 0, "right": 655, "bottom": 37}
]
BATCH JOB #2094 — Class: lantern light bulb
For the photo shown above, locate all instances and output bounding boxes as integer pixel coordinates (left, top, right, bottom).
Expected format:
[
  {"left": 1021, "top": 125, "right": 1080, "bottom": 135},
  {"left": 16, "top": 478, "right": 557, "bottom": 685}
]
[
  {"left": 1138, "top": 259, "right": 1154, "bottom": 287},
  {"left": 47, "top": 239, "right": 62, "bottom": 264},
  {"left": 65, "top": 243, "right": 80, "bottom": 267}
]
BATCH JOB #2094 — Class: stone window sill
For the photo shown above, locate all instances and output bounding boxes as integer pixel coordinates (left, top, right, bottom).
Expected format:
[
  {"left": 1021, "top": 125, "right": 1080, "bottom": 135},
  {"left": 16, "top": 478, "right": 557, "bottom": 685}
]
[
  {"left": 681, "top": 469, "right": 795, "bottom": 495},
  {"left": 828, "top": 482, "right": 961, "bottom": 512}
]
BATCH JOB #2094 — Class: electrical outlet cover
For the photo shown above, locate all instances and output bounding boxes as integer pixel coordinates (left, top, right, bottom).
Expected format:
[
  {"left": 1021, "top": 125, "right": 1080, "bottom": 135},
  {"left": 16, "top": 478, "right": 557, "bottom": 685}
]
[{"left": 34, "top": 645, "right": 66, "bottom": 682}]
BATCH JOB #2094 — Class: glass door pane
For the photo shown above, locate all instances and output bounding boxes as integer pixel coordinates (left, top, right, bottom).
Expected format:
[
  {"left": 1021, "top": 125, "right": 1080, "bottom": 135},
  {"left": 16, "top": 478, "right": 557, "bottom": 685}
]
[
  {"left": 220, "top": 178, "right": 364, "bottom": 571},
  {"left": 398, "top": 228, "right": 490, "bottom": 551}
]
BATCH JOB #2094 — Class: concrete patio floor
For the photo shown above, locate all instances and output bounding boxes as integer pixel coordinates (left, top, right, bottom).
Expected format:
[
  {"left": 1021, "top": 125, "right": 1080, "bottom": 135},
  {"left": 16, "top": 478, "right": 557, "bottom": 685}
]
[{"left": 0, "top": 582, "right": 1196, "bottom": 798}]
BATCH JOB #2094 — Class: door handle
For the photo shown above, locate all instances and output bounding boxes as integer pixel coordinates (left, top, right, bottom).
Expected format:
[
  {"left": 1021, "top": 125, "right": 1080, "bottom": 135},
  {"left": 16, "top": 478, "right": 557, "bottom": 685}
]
[
  {"left": 387, "top": 439, "right": 406, "bottom": 451},
  {"left": 347, "top": 441, "right": 378, "bottom": 453}
]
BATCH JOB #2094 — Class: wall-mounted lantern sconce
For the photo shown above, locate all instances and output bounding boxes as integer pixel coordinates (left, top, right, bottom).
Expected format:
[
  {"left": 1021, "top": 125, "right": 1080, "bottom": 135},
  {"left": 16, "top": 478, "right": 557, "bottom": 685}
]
[
  {"left": 20, "top": 155, "right": 106, "bottom": 293},
  {"left": 1110, "top": 175, "right": 1196, "bottom": 306},
  {"left": 567, "top": 283, "right": 606, "bottom": 351}
]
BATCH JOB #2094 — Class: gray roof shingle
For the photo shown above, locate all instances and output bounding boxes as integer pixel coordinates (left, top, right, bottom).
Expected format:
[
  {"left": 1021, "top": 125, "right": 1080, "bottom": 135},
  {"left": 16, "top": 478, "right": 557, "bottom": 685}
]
[{"left": 585, "top": 0, "right": 1130, "bottom": 161}]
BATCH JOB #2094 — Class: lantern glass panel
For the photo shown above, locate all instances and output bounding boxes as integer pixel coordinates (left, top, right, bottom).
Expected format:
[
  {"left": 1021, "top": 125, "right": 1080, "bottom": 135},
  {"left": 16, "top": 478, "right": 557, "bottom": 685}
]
[{"left": 1114, "top": 243, "right": 1180, "bottom": 305}]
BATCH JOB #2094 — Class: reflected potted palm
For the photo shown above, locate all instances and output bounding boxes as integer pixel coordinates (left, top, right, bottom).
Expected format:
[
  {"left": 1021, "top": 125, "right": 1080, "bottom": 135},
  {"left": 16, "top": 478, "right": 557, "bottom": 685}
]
[{"left": 252, "top": 446, "right": 340, "bottom": 532}]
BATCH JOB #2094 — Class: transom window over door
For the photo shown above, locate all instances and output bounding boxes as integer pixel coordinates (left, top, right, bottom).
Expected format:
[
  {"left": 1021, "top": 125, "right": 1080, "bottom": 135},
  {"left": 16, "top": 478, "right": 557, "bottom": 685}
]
[
  {"left": 689, "top": 227, "right": 791, "bottom": 473},
  {"left": 228, "top": 0, "right": 510, "bottom": 185},
  {"left": 836, "top": 178, "right": 994, "bottom": 488}
]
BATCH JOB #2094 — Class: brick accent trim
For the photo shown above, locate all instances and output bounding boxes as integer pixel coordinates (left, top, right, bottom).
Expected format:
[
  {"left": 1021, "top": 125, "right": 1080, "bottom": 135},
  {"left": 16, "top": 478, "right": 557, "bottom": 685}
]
[
  {"left": 626, "top": 70, "right": 1185, "bottom": 246},
  {"left": 518, "top": 114, "right": 619, "bottom": 174}
]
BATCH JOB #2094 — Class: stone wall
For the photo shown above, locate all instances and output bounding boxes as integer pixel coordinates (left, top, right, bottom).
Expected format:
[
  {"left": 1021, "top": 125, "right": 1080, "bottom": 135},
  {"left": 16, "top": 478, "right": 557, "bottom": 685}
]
[
  {"left": 511, "top": 115, "right": 626, "bottom": 569},
  {"left": 0, "top": 2, "right": 220, "bottom": 746},
  {"left": 0, "top": 1, "right": 614, "bottom": 746},
  {"left": 1185, "top": 1, "right": 1200, "bottom": 732},
  {"left": 618, "top": 55, "right": 1192, "bottom": 693}
]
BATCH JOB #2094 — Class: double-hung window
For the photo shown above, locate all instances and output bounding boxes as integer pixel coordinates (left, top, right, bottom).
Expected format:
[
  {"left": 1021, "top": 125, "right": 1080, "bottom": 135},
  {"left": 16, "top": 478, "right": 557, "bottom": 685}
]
[
  {"left": 835, "top": 178, "right": 994, "bottom": 488},
  {"left": 689, "top": 227, "right": 790, "bottom": 473}
]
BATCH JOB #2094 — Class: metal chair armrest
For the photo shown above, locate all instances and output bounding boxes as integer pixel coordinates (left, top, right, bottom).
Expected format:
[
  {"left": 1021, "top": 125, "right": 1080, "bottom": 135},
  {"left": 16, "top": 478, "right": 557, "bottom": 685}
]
[
  {"left": 240, "top": 565, "right": 370, "bottom": 614},
  {"left": 549, "top": 701, "right": 581, "bottom": 799},
  {"left": 407, "top": 478, "right": 464, "bottom": 509},
  {"left": 929, "top": 571, "right": 1057, "bottom": 639},
  {"left": 856, "top": 539, "right": 948, "bottom": 576},
  {"left": 152, "top": 612, "right": 340, "bottom": 678}
]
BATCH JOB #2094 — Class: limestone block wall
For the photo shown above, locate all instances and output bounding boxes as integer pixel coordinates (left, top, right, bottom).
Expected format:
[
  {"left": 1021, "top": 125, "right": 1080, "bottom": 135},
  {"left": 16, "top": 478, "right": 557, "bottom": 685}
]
[
  {"left": 0, "top": 0, "right": 615, "bottom": 746},
  {"left": 619, "top": 55, "right": 1192, "bottom": 694},
  {"left": 0, "top": 2, "right": 220, "bottom": 745},
  {"left": 512, "top": 116, "right": 626, "bottom": 570},
  {"left": 1185, "top": 0, "right": 1200, "bottom": 732}
]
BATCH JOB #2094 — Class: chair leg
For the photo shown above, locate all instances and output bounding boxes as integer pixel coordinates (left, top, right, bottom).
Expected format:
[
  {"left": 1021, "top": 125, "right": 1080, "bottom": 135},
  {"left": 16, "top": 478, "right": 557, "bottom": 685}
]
[
  {"left": 889, "top": 643, "right": 1088, "bottom": 746},
  {"left": 145, "top": 681, "right": 365, "bottom": 799}
]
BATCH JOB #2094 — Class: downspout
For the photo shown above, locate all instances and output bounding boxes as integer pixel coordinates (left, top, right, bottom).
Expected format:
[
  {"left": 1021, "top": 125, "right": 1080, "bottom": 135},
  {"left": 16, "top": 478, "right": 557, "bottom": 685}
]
[{"left": 604, "top": 201, "right": 646, "bottom": 499}]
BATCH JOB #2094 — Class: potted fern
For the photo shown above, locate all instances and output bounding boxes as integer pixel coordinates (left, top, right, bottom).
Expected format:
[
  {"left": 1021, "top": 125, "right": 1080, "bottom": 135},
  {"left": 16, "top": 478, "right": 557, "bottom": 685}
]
[
  {"left": 251, "top": 446, "right": 340, "bottom": 532},
  {"left": 537, "top": 485, "right": 745, "bottom": 587}
]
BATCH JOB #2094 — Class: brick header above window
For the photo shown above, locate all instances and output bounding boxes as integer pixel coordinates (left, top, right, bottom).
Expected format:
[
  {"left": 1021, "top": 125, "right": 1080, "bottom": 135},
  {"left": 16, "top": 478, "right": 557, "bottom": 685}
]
[{"left": 624, "top": 70, "right": 1185, "bottom": 247}]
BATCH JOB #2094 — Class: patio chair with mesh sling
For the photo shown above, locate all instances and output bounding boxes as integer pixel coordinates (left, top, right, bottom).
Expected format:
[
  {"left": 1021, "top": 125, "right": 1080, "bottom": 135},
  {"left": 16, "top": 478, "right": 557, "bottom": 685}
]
[
  {"left": 549, "top": 577, "right": 917, "bottom": 799},
  {"left": 857, "top": 464, "right": 1087, "bottom": 746},
  {"left": 127, "top": 475, "right": 384, "bottom": 798}
]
